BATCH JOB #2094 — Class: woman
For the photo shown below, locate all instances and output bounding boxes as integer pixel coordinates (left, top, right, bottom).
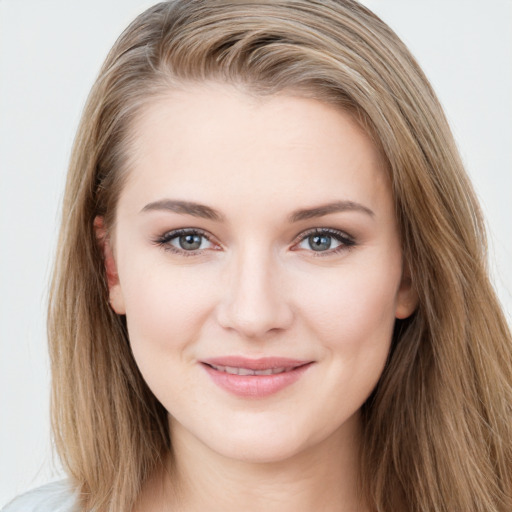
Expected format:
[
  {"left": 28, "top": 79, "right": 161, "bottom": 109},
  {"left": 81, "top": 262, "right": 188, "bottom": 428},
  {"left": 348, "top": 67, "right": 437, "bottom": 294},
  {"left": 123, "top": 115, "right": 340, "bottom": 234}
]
[{"left": 3, "top": 1, "right": 511, "bottom": 511}]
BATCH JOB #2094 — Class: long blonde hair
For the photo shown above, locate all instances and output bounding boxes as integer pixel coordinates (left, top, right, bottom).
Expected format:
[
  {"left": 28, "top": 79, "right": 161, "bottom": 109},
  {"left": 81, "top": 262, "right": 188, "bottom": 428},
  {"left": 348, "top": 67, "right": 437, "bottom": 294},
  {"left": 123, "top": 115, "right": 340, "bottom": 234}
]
[{"left": 48, "top": 1, "right": 512, "bottom": 510}]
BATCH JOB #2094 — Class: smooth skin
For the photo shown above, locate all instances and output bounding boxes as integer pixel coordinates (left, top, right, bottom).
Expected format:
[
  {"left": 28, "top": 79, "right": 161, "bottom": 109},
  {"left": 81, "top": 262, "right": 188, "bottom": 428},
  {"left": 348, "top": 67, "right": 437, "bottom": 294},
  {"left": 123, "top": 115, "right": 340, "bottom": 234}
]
[{"left": 99, "top": 83, "right": 417, "bottom": 512}]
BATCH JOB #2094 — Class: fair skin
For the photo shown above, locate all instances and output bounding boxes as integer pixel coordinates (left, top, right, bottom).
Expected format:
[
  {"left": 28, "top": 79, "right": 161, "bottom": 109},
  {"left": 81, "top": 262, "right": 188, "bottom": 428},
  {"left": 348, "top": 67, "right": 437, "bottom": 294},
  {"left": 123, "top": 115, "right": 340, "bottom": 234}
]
[{"left": 99, "top": 83, "right": 417, "bottom": 512}]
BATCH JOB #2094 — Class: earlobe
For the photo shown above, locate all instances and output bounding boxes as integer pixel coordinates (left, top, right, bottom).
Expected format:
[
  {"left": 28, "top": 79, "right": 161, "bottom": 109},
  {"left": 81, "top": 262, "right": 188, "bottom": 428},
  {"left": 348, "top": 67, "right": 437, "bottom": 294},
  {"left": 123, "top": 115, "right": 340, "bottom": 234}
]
[
  {"left": 93, "top": 216, "right": 126, "bottom": 315},
  {"left": 395, "top": 263, "right": 419, "bottom": 319}
]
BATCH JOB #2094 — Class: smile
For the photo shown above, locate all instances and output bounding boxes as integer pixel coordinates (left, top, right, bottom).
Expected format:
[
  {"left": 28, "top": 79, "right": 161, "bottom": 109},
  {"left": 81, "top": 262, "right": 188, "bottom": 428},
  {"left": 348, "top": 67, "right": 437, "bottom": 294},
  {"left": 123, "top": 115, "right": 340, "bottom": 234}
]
[
  {"left": 206, "top": 364, "right": 293, "bottom": 376},
  {"left": 201, "top": 357, "right": 313, "bottom": 398}
]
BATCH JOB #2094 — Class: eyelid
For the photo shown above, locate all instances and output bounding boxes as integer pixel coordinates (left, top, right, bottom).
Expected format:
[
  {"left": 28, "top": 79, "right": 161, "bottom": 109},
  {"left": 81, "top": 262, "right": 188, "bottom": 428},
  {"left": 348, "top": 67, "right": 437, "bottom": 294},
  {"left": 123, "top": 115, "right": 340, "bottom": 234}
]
[
  {"left": 153, "top": 227, "right": 222, "bottom": 255},
  {"left": 153, "top": 226, "right": 356, "bottom": 257},
  {"left": 290, "top": 227, "right": 356, "bottom": 255}
]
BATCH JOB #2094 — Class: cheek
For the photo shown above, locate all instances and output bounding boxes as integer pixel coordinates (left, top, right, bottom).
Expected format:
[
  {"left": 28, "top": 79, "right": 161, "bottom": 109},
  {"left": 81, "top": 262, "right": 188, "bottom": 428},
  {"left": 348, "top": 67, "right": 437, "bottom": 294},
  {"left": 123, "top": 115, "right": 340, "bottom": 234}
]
[
  {"left": 295, "top": 256, "right": 401, "bottom": 352},
  {"left": 302, "top": 260, "right": 401, "bottom": 407},
  {"left": 119, "top": 260, "right": 218, "bottom": 358},
  {"left": 119, "top": 262, "right": 222, "bottom": 407}
]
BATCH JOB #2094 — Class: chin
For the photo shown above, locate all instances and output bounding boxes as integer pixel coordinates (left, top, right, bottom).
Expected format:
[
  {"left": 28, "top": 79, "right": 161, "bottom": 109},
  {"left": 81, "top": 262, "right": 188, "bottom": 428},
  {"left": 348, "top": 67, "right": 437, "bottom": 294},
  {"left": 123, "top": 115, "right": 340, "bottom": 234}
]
[
  {"left": 201, "top": 413, "right": 337, "bottom": 465},
  {"left": 211, "top": 434, "right": 308, "bottom": 465}
]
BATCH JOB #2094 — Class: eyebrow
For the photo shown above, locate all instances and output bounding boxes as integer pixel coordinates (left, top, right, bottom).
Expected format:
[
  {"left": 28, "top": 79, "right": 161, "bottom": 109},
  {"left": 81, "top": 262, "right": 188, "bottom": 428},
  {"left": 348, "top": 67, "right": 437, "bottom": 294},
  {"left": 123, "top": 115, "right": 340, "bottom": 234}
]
[
  {"left": 140, "top": 198, "right": 374, "bottom": 223},
  {"left": 288, "top": 200, "right": 375, "bottom": 222},
  {"left": 141, "top": 199, "right": 224, "bottom": 221}
]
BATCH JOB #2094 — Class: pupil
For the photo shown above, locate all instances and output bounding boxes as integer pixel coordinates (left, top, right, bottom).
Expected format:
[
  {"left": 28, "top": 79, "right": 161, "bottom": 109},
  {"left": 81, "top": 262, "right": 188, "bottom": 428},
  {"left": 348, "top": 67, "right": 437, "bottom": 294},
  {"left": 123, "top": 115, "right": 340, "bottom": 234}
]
[
  {"left": 179, "top": 234, "right": 202, "bottom": 250},
  {"left": 309, "top": 234, "right": 331, "bottom": 251}
]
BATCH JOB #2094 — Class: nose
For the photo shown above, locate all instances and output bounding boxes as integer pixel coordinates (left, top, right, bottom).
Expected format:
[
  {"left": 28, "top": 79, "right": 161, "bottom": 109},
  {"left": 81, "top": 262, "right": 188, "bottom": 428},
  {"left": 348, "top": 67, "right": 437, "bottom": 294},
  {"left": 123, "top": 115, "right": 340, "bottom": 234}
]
[{"left": 215, "top": 245, "right": 294, "bottom": 339}]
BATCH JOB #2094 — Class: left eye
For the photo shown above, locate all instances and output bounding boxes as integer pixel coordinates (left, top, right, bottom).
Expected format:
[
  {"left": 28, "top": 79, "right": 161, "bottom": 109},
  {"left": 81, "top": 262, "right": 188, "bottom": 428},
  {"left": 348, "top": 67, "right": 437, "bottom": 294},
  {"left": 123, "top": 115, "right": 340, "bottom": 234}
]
[
  {"left": 171, "top": 232, "right": 210, "bottom": 251},
  {"left": 295, "top": 230, "right": 354, "bottom": 253},
  {"left": 301, "top": 233, "right": 338, "bottom": 252}
]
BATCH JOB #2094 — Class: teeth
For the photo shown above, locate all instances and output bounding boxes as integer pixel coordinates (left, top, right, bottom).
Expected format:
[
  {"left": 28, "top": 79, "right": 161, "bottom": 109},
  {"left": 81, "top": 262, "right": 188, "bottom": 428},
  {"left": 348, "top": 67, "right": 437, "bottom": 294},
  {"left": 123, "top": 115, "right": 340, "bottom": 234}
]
[{"left": 209, "top": 364, "right": 289, "bottom": 375}]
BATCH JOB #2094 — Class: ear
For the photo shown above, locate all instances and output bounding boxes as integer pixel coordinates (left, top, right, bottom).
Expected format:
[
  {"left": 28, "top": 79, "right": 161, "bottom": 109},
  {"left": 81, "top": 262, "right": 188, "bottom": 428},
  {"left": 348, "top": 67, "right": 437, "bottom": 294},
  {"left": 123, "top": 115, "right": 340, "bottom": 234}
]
[
  {"left": 94, "top": 216, "right": 126, "bottom": 315},
  {"left": 395, "top": 260, "right": 418, "bottom": 319}
]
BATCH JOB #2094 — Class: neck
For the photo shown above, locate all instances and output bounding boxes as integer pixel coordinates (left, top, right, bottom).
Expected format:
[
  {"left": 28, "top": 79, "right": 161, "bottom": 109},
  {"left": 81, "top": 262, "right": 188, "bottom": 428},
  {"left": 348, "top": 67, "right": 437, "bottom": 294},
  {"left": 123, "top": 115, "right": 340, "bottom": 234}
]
[{"left": 139, "top": 412, "right": 367, "bottom": 512}]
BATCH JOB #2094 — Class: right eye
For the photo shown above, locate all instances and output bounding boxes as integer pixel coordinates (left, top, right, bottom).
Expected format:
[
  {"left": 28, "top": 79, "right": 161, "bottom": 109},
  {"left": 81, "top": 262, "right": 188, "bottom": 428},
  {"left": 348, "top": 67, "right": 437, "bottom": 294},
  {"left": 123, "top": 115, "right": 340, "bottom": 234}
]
[{"left": 154, "top": 228, "right": 219, "bottom": 255}]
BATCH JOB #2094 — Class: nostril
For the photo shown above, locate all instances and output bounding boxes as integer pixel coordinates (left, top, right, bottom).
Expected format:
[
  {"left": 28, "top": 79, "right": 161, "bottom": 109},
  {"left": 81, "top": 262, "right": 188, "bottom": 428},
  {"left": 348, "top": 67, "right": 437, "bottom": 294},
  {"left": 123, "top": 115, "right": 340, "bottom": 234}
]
[{"left": 215, "top": 294, "right": 294, "bottom": 338}]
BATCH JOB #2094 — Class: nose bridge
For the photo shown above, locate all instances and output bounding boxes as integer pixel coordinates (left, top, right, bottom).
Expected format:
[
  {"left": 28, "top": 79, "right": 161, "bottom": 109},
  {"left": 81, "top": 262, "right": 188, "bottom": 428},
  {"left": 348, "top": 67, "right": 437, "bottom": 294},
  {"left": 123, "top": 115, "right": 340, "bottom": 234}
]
[{"left": 217, "top": 240, "right": 293, "bottom": 338}]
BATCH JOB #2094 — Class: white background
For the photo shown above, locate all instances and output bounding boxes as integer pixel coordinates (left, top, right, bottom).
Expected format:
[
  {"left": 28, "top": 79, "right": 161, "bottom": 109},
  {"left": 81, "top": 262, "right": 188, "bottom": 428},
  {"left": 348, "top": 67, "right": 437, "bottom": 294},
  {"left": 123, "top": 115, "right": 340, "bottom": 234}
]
[{"left": 1, "top": 0, "right": 511, "bottom": 506}]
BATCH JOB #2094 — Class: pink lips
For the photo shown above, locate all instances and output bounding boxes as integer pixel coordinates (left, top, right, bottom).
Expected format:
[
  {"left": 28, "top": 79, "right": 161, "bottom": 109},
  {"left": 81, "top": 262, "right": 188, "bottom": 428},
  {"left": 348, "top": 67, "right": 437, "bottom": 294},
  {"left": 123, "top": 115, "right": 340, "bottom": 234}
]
[{"left": 201, "top": 357, "right": 313, "bottom": 398}]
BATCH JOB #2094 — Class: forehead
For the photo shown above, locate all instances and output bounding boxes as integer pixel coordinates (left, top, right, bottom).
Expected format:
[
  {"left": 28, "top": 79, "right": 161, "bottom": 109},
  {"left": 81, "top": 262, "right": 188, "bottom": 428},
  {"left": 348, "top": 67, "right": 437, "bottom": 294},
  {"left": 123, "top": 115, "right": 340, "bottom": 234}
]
[{"left": 120, "top": 83, "right": 391, "bottom": 217}]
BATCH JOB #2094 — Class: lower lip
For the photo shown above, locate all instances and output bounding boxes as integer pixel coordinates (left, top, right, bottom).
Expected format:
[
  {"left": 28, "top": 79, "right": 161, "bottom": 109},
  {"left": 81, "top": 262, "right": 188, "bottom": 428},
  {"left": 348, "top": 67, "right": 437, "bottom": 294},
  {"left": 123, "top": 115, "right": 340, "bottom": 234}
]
[{"left": 202, "top": 363, "right": 313, "bottom": 398}]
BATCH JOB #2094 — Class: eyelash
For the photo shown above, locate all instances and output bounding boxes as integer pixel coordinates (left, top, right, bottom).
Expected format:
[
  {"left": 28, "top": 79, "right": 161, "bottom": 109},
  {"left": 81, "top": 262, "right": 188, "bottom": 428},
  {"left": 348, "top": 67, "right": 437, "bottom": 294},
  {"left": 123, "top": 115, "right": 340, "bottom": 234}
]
[
  {"left": 153, "top": 228, "right": 218, "bottom": 257},
  {"left": 292, "top": 228, "right": 356, "bottom": 257},
  {"left": 153, "top": 227, "right": 356, "bottom": 257}
]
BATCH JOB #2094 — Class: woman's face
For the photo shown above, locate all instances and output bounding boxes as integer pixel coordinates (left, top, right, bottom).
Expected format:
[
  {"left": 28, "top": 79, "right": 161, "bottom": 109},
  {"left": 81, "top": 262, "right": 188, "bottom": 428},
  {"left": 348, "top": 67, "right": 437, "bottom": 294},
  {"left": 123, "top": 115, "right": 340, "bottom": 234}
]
[{"left": 105, "top": 84, "right": 416, "bottom": 463}]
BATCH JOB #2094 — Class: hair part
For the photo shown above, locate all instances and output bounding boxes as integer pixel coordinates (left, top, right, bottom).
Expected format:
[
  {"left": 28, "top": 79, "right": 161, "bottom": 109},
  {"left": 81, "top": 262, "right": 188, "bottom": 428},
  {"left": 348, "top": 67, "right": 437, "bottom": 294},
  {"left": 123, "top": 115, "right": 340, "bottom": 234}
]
[{"left": 48, "top": 1, "right": 512, "bottom": 511}]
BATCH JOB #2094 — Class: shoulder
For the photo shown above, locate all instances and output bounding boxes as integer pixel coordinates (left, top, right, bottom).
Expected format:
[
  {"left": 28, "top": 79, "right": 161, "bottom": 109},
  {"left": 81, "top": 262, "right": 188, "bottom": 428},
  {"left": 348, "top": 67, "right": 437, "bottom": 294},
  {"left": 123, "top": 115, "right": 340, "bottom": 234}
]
[{"left": 1, "top": 480, "right": 77, "bottom": 512}]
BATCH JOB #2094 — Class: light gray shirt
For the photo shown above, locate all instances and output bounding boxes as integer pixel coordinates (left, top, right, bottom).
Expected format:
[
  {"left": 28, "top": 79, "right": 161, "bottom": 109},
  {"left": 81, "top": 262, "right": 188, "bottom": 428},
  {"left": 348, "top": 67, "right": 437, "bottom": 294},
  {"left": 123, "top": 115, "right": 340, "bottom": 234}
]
[{"left": 1, "top": 481, "right": 76, "bottom": 512}]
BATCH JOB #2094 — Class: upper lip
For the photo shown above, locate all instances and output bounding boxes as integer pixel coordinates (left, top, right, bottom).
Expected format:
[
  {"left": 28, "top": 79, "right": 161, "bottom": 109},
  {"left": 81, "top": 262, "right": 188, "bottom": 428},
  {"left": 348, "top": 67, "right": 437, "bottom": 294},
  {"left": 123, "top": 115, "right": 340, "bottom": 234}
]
[{"left": 202, "top": 356, "right": 311, "bottom": 371}]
